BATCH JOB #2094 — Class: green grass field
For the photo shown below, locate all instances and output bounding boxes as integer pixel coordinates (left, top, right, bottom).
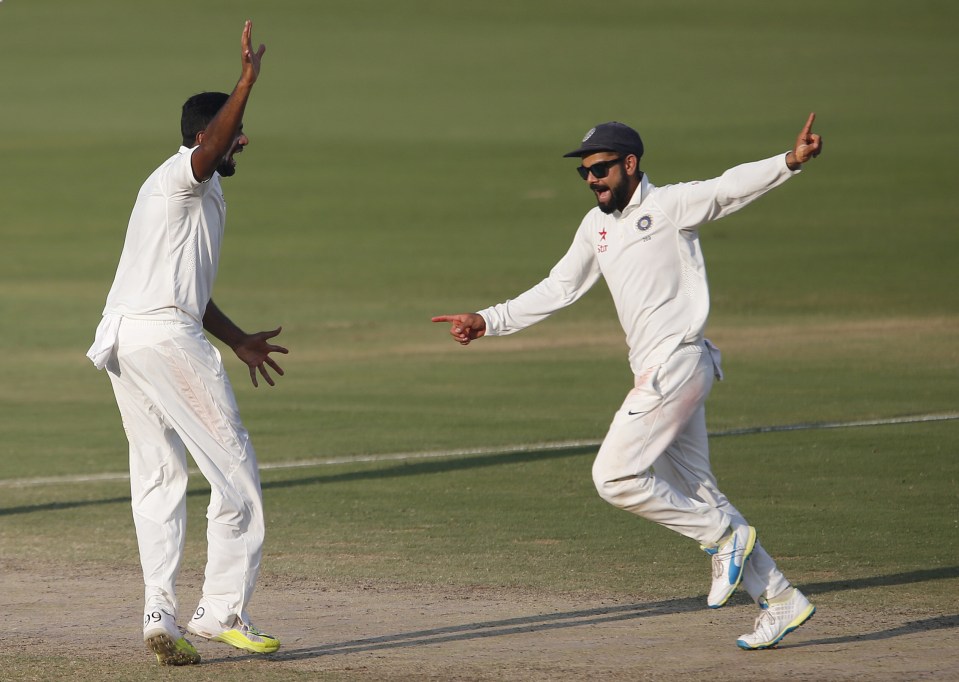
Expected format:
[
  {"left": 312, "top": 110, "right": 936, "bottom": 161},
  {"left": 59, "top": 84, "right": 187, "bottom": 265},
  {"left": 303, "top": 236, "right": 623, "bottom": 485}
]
[{"left": 1, "top": 0, "right": 957, "bottom": 679}]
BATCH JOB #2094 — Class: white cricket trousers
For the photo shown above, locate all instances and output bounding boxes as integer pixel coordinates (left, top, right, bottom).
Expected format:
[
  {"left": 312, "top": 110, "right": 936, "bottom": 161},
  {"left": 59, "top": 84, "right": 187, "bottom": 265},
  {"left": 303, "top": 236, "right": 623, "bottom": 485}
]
[
  {"left": 591, "top": 342, "right": 790, "bottom": 602},
  {"left": 107, "top": 310, "right": 265, "bottom": 626}
]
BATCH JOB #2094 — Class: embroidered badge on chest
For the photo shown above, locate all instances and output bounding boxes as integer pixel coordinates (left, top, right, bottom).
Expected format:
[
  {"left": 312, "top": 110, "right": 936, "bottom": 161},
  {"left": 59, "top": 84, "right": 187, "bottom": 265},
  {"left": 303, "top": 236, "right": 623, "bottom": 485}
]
[{"left": 636, "top": 215, "right": 653, "bottom": 231}]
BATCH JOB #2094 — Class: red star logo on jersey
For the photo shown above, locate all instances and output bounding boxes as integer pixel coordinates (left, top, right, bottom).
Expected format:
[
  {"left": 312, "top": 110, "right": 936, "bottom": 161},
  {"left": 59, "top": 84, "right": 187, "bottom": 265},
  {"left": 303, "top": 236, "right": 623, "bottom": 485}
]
[{"left": 599, "top": 227, "right": 607, "bottom": 241}]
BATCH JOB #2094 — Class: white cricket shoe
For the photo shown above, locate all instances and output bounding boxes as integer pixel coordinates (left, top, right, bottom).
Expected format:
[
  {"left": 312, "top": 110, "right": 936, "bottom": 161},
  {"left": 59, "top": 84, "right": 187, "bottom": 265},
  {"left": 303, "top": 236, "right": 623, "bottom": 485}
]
[
  {"left": 143, "top": 607, "right": 200, "bottom": 666},
  {"left": 706, "top": 525, "right": 757, "bottom": 608},
  {"left": 737, "top": 588, "right": 816, "bottom": 650},
  {"left": 187, "top": 604, "right": 280, "bottom": 654}
]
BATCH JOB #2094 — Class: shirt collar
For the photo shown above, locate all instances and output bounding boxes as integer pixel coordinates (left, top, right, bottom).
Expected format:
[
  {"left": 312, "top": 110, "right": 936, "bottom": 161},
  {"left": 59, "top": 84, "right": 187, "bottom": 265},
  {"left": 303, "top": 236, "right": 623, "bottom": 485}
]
[
  {"left": 622, "top": 172, "right": 650, "bottom": 214},
  {"left": 608, "top": 172, "right": 650, "bottom": 219}
]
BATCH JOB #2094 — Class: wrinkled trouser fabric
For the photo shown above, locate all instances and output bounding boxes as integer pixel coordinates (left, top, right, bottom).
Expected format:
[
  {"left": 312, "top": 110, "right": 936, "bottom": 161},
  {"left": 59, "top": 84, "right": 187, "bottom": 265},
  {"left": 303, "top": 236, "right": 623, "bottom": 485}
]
[
  {"left": 108, "top": 310, "right": 264, "bottom": 626},
  {"left": 592, "top": 341, "right": 790, "bottom": 601}
]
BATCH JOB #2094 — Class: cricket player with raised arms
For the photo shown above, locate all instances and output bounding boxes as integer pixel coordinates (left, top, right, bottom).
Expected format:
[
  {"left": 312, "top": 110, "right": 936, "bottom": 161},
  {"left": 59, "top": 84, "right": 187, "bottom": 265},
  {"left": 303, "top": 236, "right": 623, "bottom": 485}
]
[
  {"left": 434, "top": 114, "right": 823, "bottom": 649},
  {"left": 87, "top": 21, "right": 285, "bottom": 665}
]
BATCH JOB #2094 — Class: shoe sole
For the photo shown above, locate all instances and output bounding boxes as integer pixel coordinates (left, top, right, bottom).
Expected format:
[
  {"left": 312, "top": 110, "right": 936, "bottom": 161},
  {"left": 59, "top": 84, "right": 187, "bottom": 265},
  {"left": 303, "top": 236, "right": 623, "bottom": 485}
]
[
  {"left": 146, "top": 633, "right": 201, "bottom": 666},
  {"left": 708, "top": 526, "right": 757, "bottom": 609},
  {"left": 736, "top": 604, "right": 816, "bottom": 650}
]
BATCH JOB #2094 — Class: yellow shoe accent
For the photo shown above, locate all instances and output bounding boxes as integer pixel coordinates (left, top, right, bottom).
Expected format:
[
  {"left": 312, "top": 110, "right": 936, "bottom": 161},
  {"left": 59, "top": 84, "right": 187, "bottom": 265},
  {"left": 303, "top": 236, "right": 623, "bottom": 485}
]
[
  {"left": 707, "top": 525, "right": 757, "bottom": 608},
  {"left": 736, "top": 589, "right": 816, "bottom": 650},
  {"left": 211, "top": 623, "right": 280, "bottom": 654},
  {"left": 146, "top": 633, "right": 201, "bottom": 665}
]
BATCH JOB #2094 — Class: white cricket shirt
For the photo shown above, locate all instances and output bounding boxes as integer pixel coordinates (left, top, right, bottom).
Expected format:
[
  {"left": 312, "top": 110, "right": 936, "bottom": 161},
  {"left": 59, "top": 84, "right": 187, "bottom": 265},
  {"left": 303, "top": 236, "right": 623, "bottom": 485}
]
[
  {"left": 478, "top": 153, "right": 799, "bottom": 376},
  {"left": 87, "top": 146, "right": 225, "bottom": 370},
  {"left": 102, "top": 146, "right": 226, "bottom": 322}
]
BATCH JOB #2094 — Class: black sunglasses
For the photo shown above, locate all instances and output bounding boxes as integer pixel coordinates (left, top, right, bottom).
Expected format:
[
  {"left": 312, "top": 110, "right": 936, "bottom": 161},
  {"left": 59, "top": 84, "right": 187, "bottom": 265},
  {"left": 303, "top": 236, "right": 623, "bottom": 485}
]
[{"left": 576, "top": 157, "right": 624, "bottom": 180}]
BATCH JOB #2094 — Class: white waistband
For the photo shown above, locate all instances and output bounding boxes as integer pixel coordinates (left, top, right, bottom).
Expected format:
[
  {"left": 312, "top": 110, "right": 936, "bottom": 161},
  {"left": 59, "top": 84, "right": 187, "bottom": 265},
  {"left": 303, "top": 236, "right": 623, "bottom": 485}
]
[{"left": 121, "top": 308, "right": 200, "bottom": 324}]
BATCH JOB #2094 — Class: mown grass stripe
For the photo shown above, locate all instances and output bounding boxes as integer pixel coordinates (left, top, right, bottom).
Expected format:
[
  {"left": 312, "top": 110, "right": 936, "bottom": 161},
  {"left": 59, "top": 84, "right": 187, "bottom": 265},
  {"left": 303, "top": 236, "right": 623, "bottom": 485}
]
[{"left": 2, "top": 412, "right": 955, "bottom": 489}]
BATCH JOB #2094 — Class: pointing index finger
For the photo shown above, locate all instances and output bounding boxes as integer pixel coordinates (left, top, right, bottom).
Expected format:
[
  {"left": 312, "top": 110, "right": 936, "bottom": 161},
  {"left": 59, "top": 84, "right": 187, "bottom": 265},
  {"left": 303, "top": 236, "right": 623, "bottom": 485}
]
[{"left": 802, "top": 112, "right": 816, "bottom": 136}]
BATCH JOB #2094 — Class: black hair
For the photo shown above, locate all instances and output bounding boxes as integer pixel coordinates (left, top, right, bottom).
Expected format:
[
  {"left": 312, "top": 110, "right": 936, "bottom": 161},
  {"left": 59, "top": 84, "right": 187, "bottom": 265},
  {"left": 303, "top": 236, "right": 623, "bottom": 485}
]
[{"left": 180, "top": 92, "right": 230, "bottom": 147}]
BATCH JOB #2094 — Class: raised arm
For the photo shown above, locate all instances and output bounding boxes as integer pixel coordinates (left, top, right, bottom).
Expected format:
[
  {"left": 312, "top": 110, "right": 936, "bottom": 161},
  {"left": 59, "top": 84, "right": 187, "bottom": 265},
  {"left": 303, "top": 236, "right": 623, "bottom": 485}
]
[
  {"left": 203, "top": 300, "right": 288, "bottom": 387},
  {"left": 191, "top": 20, "right": 266, "bottom": 182},
  {"left": 658, "top": 113, "right": 825, "bottom": 229}
]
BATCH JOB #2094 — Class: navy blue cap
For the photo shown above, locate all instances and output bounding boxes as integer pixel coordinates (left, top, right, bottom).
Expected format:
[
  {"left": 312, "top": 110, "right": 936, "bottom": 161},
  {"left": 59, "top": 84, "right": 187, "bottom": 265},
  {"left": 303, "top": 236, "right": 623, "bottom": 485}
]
[{"left": 563, "top": 121, "right": 644, "bottom": 159}]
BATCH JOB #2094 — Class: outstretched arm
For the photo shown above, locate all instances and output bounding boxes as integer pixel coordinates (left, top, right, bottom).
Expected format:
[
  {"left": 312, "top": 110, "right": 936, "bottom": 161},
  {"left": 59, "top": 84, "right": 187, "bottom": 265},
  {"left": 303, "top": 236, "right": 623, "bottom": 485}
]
[
  {"left": 785, "top": 112, "right": 823, "bottom": 170},
  {"left": 658, "top": 113, "right": 826, "bottom": 229},
  {"left": 432, "top": 314, "right": 487, "bottom": 346},
  {"left": 436, "top": 218, "right": 601, "bottom": 343},
  {"left": 191, "top": 20, "right": 266, "bottom": 181},
  {"left": 203, "top": 300, "right": 288, "bottom": 387}
]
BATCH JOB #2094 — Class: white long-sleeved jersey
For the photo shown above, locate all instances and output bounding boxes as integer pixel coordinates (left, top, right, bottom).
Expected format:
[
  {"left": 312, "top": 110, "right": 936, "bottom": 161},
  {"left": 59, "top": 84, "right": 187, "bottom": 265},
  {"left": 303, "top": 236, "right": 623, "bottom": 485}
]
[{"left": 478, "top": 153, "right": 799, "bottom": 376}]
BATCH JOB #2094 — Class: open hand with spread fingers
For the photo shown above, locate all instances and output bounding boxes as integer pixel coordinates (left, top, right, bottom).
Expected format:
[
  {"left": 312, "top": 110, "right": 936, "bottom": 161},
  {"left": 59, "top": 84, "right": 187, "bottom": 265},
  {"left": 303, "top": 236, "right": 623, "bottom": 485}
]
[
  {"left": 240, "top": 20, "right": 266, "bottom": 86},
  {"left": 233, "top": 327, "right": 288, "bottom": 387}
]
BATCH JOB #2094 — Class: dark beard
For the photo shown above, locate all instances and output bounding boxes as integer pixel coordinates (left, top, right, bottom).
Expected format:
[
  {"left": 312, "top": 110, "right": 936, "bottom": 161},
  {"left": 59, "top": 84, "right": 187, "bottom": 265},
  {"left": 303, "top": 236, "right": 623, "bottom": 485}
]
[
  {"left": 217, "top": 160, "right": 236, "bottom": 177},
  {"left": 597, "top": 181, "right": 633, "bottom": 214}
]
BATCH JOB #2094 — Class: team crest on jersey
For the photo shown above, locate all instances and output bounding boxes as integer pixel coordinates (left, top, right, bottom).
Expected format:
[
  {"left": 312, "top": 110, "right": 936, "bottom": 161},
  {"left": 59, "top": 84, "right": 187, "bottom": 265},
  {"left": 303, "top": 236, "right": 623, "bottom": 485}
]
[{"left": 636, "top": 215, "right": 653, "bottom": 231}]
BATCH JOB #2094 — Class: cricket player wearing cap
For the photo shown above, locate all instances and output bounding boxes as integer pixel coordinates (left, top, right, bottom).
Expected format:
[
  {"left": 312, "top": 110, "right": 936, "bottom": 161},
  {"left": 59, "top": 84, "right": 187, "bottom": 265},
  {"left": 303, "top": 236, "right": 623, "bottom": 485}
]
[{"left": 434, "top": 114, "right": 823, "bottom": 649}]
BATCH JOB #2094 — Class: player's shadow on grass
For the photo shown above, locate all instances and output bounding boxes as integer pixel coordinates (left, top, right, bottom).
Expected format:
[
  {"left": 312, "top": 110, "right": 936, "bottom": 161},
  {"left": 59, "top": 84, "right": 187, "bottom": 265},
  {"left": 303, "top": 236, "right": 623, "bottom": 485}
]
[
  {"left": 209, "top": 567, "right": 959, "bottom": 662},
  {"left": 218, "top": 595, "right": 707, "bottom": 662},
  {"left": 802, "top": 568, "right": 959, "bottom": 595},
  {"left": 218, "top": 601, "right": 959, "bottom": 662},
  {"left": 788, "top": 613, "right": 959, "bottom": 649}
]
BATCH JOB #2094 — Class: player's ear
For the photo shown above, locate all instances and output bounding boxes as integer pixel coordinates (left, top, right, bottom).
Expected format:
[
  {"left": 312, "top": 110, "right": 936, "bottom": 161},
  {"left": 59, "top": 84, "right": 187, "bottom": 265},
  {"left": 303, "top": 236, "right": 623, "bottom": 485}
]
[
  {"left": 194, "top": 131, "right": 205, "bottom": 147},
  {"left": 624, "top": 153, "right": 640, "bottom": 176}
]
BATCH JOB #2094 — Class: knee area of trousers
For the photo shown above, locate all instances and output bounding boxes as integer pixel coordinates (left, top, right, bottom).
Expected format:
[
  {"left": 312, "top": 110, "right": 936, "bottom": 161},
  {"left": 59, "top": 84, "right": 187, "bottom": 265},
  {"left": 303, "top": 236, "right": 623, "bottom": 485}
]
[
  {"left": 592, "top": 468, "right": 654, "bottom": 508},
  {"left": 591, "top": 461, "right": 612, "bottom": 500},
  {"left": 207, "top": 497, "right": 263, "bottom": 530}
]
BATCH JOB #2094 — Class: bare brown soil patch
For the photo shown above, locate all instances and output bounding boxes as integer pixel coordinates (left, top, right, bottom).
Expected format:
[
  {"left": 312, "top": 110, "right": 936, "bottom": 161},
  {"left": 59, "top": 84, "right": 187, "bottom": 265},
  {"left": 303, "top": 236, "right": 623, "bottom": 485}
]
[{"left": 4, "top": 558, "right": 957, "bottom": 681}]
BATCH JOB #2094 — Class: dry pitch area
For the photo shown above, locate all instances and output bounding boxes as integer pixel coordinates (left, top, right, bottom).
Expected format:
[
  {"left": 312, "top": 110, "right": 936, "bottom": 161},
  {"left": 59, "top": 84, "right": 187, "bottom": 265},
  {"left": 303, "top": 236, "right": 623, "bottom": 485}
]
[{"left": 4, "top": 558, "right": 958, "bottom": 681}]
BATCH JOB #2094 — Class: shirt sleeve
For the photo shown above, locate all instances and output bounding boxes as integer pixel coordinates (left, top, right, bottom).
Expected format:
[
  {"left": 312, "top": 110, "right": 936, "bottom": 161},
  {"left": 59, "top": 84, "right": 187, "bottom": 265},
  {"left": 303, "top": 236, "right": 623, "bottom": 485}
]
[
  {"left": 162, "top": 147, "right": 206, "bottom": 198},
  {"left": 655, "top": 152, "right": 799, "bottom": 230},
  {"left": 478, "top": 218, "right": 602, "bottom": 336}
]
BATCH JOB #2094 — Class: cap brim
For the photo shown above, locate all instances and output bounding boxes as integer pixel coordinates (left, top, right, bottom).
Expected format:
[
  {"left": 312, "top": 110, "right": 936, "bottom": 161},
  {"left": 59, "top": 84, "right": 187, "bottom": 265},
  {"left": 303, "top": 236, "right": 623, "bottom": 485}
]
[
  {"left": 563, "top": 145, "right": 613, "bottom": 158},
  {"left": 563, "top": 144, "right": 643, "bottom": 159}
]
